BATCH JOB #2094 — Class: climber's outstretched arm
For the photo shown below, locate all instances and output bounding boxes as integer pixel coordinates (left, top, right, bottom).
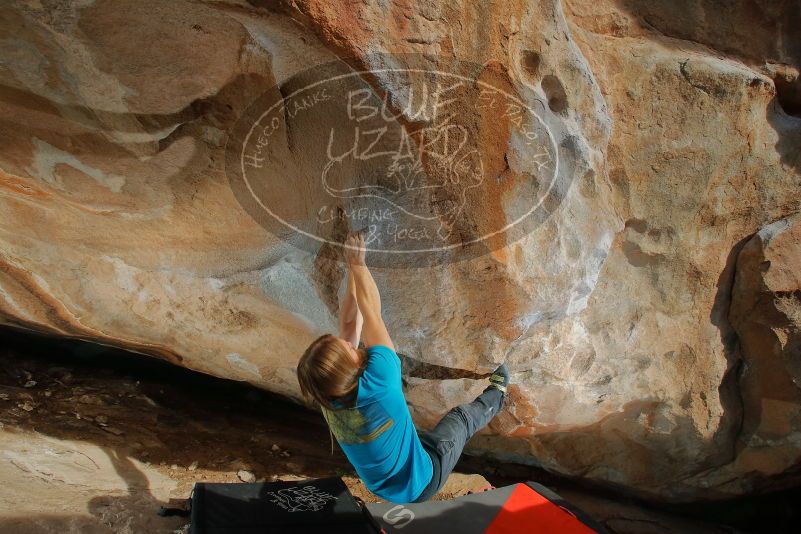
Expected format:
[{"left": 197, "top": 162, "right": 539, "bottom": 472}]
[
  {"left": 344, "top": 231, "right": 395, "bottom": 351},
  {"left": 339, "top": 268, "right": 364, "bottom": 347}
]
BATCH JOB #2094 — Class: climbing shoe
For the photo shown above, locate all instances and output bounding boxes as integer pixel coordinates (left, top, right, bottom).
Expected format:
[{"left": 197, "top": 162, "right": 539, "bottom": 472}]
[{"left": 487, "top": 363, "right": 509, "bottom": 394}]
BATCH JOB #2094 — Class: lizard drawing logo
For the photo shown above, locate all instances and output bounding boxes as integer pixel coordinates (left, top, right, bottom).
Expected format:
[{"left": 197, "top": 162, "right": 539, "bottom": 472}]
[{"left": 227, "top": 53, "right": 563, "bottom": 268}]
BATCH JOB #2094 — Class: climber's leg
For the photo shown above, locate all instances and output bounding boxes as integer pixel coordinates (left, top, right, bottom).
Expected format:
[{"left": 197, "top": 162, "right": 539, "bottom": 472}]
[{"left": 413, "top": 385, "right": 505, "bottom": 502}]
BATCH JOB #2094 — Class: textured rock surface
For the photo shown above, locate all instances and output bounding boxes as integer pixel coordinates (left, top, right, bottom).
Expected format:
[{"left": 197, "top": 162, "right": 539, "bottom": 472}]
[
  {"left": 0, "top": 0, "right": 800, "bottom": 502},
  {"left": 0, "top": 428, "right": 182, "bottom": 534},
  {"left": 725, "top": 214, "right": 801, "bottom": 493}
]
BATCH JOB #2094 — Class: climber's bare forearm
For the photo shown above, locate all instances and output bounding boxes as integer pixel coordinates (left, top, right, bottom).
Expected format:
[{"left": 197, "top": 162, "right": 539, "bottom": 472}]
[
  {"left": 340, "top": 269, "right": 360, "bottom": 323},
  {"left": 339, "top": 268, "right": 363, "bottom": 347},
  {"left": 350, "top": 263, "right": 394, "bottom": 350},
  {"left": 350, "top": 264, "right": 380, "bottom": 316},
  {"left": 343, "top": 230, "right": 393, "bottom": 350}
]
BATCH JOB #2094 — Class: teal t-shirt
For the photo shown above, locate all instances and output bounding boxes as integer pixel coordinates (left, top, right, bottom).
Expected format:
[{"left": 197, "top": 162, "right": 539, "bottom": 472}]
[{"left": 321, "top": 345, "right": 433, "bottom": 503}]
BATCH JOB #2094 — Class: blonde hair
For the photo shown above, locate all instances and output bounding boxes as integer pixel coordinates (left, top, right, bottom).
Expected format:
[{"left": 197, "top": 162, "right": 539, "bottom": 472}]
[{"left": 297, "top": 334, "right": 367, "bottom": 410}]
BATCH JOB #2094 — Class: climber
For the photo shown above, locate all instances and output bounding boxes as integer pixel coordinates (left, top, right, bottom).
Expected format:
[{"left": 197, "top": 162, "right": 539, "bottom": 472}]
[{"left": 296, "top": 230, "right": 510, "bottom": 503}]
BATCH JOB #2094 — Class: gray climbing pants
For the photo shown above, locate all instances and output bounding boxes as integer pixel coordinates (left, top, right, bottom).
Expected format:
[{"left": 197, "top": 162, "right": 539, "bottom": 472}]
[{"left": 412, "top": 386, "right": 505, "bottom": 503}]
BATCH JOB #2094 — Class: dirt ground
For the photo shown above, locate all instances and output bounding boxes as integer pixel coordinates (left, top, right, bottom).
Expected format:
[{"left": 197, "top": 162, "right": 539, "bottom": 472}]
[{"left": 0, "top": 329, "right": 762, "bottom": 533}]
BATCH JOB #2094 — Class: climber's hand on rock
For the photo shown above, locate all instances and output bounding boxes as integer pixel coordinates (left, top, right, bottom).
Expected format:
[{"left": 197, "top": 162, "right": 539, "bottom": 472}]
[{"left": 344, "top": 230, "right": 366, "bottom": 265}]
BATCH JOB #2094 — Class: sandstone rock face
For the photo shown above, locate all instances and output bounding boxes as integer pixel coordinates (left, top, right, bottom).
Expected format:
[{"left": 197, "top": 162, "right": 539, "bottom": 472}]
[
  {"left": 726, "top": 214, "right": 801, "bottom": 493},
  {"left": 0, "top": 0, "right": 799, "bottom": 502}
]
